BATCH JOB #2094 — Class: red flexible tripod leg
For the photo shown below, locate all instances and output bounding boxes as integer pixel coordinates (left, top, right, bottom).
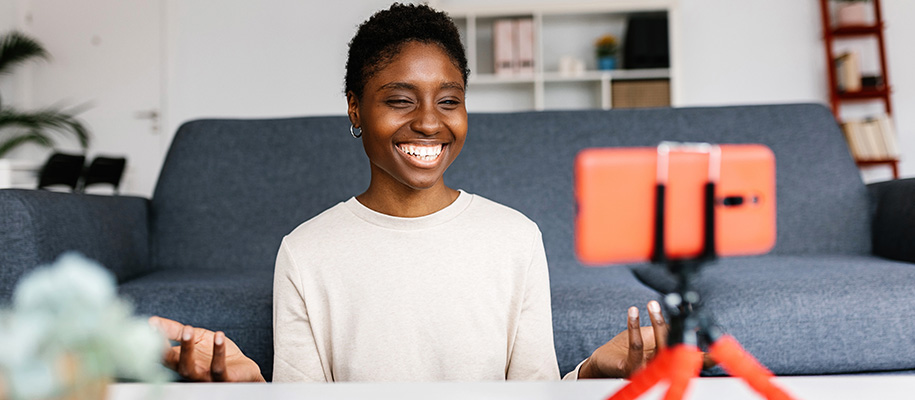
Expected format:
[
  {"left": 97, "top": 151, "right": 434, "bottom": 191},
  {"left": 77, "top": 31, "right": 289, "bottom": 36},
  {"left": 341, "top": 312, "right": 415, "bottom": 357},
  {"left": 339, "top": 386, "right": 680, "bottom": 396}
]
[
  {"left": 606, "top": 345, "right": 703, "bottom": 400},
  {"left": 605, "top": 346, "right": 672, "bottom": 400},
  {"left": 709, "top": 335, "right": 796, "bottom": 400},
  {"left": 661, "top": 345, "right": 703, "bottom": 400}
]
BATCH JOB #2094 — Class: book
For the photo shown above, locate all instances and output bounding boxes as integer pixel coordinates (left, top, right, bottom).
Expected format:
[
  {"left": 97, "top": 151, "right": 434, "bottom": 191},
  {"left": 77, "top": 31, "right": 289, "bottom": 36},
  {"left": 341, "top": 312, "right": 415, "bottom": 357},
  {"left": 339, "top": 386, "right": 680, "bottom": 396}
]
[
  {"left": 841, "top": 121, "right": 866, "bottom": 159},
  {"left": 860, "top": 118, "right": 886, "bottom": 159},
  {"left": 494, "top": 19, "right": 516, "bottom": 76},
  {"left": 835, "top": 52, "right": 861, "bottom": 92},
  {"left": 515, "top": 18, "right": 535, "bottom": 76},
  {"left": 875, "top": 114, "right": 900, "bottom": 158},
  {"left": 841, "top": 114, "right": 900, "bottom": 160}
]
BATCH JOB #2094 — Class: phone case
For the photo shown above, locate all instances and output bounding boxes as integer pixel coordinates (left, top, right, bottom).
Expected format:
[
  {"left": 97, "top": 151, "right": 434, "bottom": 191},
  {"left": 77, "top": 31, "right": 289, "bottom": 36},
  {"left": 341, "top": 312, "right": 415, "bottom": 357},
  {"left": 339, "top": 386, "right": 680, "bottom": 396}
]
[{"left": 574, "top": 144, "right": 776, "bottom": 266}]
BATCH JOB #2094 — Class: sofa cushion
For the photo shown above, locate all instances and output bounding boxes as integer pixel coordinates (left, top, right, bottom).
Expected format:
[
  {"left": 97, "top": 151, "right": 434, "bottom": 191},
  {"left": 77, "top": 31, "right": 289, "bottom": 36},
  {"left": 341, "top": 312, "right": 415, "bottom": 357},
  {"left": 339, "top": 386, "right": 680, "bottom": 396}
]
[
  {"left": 0, "top": 190, "right": 150, "bottom": 299},
  {"left": 117, "top": 269, "right": 274, "bottom": 380},
  {"left": 632, "top": 255, "right": 915, "bottom": 375}
]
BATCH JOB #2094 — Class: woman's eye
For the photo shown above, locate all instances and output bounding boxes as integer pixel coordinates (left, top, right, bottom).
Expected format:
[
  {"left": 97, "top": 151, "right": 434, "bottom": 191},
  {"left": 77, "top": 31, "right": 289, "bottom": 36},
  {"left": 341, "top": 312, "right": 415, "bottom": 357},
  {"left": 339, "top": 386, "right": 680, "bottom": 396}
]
[
  {"left": 440, "top": 99, "right": 462, "bottom": 106},
  {"left": 386, "top": 99, "right": 413, "bottom": 106}
]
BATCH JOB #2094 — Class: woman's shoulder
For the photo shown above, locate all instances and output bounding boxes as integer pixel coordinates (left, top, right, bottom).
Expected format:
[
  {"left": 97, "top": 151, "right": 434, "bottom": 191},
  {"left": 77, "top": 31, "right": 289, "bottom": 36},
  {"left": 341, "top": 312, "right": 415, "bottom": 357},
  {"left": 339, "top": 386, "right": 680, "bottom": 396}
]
[
  {"left": 464, "top": 193, "right": 541, "bottom": 236},
  {"left": 284, "top": 201, "right": 354, "bottom": 243}
]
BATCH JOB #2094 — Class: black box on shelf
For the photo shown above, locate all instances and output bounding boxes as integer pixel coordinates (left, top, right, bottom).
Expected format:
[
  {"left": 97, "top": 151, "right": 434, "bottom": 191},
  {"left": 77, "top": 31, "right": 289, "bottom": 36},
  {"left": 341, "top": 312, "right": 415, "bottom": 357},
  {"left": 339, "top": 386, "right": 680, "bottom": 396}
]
[{"left": 623, "top": 14, "right": 669, "bottom": 69}]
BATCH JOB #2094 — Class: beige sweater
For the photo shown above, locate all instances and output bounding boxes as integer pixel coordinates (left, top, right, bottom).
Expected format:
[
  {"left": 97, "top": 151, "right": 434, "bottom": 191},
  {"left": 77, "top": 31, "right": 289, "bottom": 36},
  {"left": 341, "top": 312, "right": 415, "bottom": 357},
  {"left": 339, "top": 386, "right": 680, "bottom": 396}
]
[{"left": 272, "top": 191, "right": 581, "bottom": 382}]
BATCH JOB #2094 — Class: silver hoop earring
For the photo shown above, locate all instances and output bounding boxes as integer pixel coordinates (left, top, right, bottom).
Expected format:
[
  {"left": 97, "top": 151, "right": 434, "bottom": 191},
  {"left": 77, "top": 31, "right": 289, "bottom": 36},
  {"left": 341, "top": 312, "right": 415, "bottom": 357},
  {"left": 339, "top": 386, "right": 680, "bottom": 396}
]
[{"left": 350, "top": 125, "right": 362, "bottom": 138}]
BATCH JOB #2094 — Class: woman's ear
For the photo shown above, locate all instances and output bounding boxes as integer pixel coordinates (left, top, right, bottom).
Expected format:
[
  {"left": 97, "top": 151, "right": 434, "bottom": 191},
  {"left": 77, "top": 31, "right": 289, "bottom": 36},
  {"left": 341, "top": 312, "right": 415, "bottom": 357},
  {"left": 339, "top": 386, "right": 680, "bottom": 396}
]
[{"left": 346, "top": 91, "right": 360, "bottom": 128}]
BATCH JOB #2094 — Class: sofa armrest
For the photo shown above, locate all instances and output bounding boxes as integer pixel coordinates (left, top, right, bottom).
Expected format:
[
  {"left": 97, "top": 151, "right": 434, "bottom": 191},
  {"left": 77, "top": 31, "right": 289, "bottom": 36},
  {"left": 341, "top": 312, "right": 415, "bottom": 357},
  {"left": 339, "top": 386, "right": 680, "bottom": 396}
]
[
  {"left": 869, "top": 178, "right": 915, "bottom": 263},
  {"left": 0, "top": 189, "right": 151, "bottom": 302}
]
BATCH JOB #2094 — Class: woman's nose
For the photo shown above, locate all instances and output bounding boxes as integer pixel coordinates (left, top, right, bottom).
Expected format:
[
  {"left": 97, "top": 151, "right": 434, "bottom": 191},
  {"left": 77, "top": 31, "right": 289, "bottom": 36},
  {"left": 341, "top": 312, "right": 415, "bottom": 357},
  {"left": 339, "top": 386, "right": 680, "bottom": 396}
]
[{"left": 410, "top": 104, "right": 443, "bottom": 136}]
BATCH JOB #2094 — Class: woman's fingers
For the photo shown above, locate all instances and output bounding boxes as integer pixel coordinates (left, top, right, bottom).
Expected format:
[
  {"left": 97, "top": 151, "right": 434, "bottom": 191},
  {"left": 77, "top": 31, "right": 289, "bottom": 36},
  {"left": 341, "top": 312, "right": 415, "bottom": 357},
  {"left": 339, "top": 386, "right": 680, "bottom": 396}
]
[
  {"left": 647, "top": 300, "right": 667, "bottom": 352},
  {"left": 177, "top": 324, "right": 198, "bottom": 379},
  {"left": 149, "top": 316, "right": 185, "bottom": 341},
  {"left": 211, "top": 331, "right": 228, "bottom": 382},
  {"left": 626, "top": 306, "right": 644, "bottom": 371},
  {"left": 148, "top": 316, "right": 177, "bottom": 361}
]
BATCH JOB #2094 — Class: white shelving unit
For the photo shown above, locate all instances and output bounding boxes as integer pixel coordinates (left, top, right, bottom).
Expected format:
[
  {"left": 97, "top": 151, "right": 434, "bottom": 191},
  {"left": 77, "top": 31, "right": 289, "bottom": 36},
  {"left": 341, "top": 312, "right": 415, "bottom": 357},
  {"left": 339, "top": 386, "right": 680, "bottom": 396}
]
[{"left": 441, "top": 1, "right": 681, "bottom": 112}]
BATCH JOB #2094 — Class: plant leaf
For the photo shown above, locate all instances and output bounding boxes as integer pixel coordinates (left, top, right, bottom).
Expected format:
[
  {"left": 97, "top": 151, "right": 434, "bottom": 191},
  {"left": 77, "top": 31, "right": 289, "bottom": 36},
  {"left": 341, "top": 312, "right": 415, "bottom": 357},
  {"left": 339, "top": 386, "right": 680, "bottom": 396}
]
[
  {"left": 0, "top": 106, "right": 91, "bottom": 155},
  {"left": 0, "top": 31, "right": 50, "bottom": 77},
  {"left": 0, "top": 130, "right": 54, "bottom": 158}
]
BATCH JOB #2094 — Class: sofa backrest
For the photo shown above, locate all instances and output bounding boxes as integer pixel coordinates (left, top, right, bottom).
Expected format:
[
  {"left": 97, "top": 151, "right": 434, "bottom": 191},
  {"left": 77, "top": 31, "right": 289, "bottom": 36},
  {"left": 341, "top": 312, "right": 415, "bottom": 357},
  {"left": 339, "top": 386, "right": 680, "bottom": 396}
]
[
  {"left": 151, "top": 116, "right": 369, "bottom": 272},
  {"left": 150, "top": 104, "right": 871, "bottom": 273}
]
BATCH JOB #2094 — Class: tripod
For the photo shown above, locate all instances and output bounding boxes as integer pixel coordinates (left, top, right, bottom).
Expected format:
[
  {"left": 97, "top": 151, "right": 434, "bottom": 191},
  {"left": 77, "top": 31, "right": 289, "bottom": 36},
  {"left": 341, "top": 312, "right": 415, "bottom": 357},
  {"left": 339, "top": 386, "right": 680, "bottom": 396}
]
[{"left": 606, "top": 143, "right": 795, "bottom": 400}]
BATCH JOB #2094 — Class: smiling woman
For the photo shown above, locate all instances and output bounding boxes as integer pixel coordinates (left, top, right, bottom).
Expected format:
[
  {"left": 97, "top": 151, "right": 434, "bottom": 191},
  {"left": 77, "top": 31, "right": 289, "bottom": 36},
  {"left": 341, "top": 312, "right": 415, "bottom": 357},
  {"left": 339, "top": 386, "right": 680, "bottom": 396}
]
[
  {"left": 151, "top": 2, "right": 671, "bottom": 383},
  {"left": 348, "top": 42, "right": 467, "bottom": 212}
]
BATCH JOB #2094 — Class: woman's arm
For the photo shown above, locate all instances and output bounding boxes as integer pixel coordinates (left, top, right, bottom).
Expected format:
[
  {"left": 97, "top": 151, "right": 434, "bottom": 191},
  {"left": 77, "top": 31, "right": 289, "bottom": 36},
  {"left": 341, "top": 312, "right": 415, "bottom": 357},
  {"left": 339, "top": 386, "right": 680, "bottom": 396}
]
[
  {"left": 272, "top": 239, "right": 329, "bottom": 382},
  {"left": 505, "top": 229, "right": 562, "bottom": 380}
]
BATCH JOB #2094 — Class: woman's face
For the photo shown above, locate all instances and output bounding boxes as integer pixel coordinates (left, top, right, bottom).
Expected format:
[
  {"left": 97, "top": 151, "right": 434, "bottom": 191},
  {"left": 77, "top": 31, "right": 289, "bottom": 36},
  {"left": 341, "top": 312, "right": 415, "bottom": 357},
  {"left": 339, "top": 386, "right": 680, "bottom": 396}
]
[{"left": 348, "top": 41, "right": 467, "bottom": 192}]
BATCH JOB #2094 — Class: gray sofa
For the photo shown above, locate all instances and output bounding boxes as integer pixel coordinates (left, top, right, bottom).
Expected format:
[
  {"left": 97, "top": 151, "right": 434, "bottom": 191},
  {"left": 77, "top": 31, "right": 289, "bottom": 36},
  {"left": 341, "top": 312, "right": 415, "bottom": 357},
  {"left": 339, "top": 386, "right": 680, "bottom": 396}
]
[{"left": 2, "top": 103, "right": 914, "bottom": 381}]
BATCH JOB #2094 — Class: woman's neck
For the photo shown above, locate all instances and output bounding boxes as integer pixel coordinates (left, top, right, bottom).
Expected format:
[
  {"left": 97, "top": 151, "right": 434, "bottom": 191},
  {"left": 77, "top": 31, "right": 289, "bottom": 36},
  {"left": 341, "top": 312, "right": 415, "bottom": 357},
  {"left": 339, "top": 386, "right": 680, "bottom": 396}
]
[{"left": 357, "top": 178, "right": 459, "bottom": 218}]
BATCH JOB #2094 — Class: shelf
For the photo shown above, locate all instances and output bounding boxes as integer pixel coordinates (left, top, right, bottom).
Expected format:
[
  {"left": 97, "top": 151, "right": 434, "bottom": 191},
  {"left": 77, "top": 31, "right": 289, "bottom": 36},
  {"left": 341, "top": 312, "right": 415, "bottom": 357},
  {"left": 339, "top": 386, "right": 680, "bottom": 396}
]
[
  {"left": 837, "top": 86, "right": 890, "bottom": 100},
  {"left": 819, "top": 0, "right": 899, "bottom": 179},
  {"left": 602, "top": 68, "right": 670, "bottom": 81},
  {"left": 470, "top": 69, "right": 670, "bottom": 84},
  {"left": 856, "top": 158, "right": 899, "bottom": 164},
  {"left": 447, "top": 1, "right": 677, "bottom": 111},
  {"left": 831, "top": 23, "right": 883, "bottom": 37},
  {"left": 469, "top": 74, "right": 537, "bottom": 85},
  {"left": 540, "top": 68, "right": 669, "bottom": 82},
  {"left": 540, "top": 71, "right": 611, "bottom": 83},
  {"left": 855, "top": 158, "right": 900, "bottom": 178}
]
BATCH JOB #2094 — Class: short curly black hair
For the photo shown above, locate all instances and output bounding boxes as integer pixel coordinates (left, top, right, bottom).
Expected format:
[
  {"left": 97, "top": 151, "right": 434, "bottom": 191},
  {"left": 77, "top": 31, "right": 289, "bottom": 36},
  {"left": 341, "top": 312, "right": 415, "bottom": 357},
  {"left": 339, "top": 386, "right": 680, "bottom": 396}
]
[{"left": 345, "top": 3, "right": 469, "bottom": 99}]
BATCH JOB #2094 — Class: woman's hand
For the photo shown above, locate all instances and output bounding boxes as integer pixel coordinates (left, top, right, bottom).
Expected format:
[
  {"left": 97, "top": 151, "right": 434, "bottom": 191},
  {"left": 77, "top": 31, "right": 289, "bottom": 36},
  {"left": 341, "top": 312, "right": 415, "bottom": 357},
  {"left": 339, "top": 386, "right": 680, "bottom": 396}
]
[
  {"left": 578, "top": 300, "right": 716, "bottom": 379},
  {"left": 148, "top": 316, "right": 266, "bottom": 382},
  {"left": 578, "top": 300, "right": 668, "bottom": 379}
]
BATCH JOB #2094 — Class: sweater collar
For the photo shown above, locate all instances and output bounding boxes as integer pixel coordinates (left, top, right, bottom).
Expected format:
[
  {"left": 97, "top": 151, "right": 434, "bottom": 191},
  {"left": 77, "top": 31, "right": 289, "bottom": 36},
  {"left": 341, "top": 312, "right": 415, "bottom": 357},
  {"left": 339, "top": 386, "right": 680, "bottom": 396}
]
[{"left": 344, "top": 190, "right": 472, "bottom": 230}]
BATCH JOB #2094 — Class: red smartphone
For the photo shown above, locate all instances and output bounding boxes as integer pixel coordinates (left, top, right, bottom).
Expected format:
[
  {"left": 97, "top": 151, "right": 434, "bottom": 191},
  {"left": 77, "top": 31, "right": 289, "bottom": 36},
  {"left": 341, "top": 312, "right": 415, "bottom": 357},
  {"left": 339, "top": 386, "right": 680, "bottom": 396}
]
[{"left": 574, "top": 144, "right": 776, "bottom": 266}]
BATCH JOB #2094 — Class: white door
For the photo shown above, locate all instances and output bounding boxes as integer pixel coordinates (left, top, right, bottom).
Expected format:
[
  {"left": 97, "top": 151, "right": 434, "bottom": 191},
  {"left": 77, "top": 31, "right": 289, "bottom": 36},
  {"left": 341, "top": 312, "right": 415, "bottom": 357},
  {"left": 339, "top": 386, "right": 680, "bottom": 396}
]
[{"left": 23, "top": 0, "right": 164, "bottom": 196}]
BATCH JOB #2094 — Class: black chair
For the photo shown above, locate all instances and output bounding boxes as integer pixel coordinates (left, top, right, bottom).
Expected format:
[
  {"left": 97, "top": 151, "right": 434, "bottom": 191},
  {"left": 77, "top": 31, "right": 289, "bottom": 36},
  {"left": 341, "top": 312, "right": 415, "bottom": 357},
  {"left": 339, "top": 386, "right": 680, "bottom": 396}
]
[
  {"left": 37, "top": 153, "right": 86, "bottom": 192},
  {"left": 79, "top": 156, "right": 126, "bottom": 194}
]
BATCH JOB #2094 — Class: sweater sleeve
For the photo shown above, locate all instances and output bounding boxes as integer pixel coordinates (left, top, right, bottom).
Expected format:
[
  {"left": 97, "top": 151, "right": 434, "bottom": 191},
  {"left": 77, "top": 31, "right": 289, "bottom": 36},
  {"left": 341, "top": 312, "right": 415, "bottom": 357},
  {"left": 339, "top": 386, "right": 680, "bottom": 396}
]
[
  {"left": 562, "top": 359, "right": 586, "bottom": 380},
  {"left": 505, "top": 229, "right": 562, "bottom": 380},
  {"left": 272, "top": 238, "right": 328, "bottom": 382}
]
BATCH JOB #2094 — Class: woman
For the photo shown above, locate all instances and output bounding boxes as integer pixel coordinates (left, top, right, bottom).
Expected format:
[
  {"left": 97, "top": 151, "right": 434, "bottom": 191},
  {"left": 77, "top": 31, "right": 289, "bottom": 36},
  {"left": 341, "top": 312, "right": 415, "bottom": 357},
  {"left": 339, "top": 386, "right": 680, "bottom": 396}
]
[{"left": 150, "top": 3, "right": 669, "bottom": 382}]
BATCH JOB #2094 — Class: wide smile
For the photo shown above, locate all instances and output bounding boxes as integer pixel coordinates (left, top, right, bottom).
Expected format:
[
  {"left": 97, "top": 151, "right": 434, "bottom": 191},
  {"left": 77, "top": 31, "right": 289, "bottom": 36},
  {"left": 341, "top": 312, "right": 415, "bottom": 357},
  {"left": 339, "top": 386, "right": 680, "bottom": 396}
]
[{"left": 396, "top": 142, "right": 447, "bottom": 167}]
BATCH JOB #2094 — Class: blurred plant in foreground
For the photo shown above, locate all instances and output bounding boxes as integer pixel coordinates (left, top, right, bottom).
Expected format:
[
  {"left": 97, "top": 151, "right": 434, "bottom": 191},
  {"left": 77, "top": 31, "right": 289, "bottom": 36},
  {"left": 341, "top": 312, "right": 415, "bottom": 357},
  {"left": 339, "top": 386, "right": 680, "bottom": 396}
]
[{"left": 0, "top": 253, "right": 168, "bottom": 400}]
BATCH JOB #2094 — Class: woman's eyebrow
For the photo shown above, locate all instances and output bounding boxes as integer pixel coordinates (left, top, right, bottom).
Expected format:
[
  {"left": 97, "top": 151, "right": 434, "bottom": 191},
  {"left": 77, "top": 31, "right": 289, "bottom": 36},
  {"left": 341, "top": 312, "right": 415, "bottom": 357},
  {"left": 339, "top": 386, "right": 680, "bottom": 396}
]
[
  {"left": 377, "top": 82, "right": 464, "bottom": 92},
  {"left": 378, "top": 82, "right": 416, "bottom": 91},
  {"left": 440, "top": 82, "right": 465, "bottom": 92}
]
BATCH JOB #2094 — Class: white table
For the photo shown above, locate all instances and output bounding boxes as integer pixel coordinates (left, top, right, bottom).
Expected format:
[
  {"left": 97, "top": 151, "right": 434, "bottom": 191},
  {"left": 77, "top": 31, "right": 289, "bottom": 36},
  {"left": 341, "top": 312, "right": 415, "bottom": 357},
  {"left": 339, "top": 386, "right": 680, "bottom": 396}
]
[{"left": 108, "top": 376, "right": 915, "bottom": 400}]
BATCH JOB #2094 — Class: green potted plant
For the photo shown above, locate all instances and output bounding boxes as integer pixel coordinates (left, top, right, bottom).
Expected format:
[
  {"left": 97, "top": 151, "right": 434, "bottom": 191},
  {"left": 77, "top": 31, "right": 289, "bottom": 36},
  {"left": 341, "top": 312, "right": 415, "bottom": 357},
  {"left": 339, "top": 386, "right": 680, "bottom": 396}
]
[
  {"left": 0, "top": 31, "right": 89, "bottom": 159},
  {"left": 595, "top": 34, "right": 618, "bottom": 71}
]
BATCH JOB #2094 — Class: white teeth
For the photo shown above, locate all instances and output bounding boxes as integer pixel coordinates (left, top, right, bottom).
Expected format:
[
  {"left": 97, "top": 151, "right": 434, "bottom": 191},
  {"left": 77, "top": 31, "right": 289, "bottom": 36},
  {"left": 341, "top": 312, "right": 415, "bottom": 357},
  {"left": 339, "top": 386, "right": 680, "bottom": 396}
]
[{"left": 399, "top": 144, "right": 443, "bottom": 160}]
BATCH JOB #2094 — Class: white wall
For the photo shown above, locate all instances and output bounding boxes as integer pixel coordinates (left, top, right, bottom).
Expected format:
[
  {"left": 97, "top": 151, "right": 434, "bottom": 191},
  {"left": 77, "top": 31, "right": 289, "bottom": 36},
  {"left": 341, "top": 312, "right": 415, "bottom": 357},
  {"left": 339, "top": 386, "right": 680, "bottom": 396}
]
[
  {"left": 6, "top": 0, "right": 915, "bottom": 195},
  {"left": 165, "top": 0, "right": 397, "bottom": 136},
  {"left": 675, "top": 0, "right": 915, "bottom": 182},
  {"left": 676, "top": 0, "right": 827, "bottom": 106}
]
